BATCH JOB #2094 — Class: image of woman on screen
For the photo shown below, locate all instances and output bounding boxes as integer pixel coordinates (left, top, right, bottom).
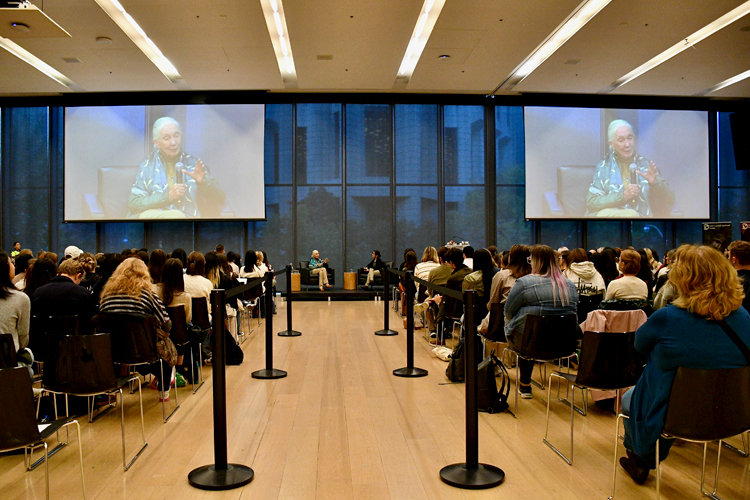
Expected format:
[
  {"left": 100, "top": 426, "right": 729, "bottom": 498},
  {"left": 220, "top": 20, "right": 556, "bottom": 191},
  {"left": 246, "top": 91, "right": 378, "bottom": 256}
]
[
  {"left": 585, "top": 119, "right": 674, "bottom": 218},
  {"left": 127, "top": 117, "right": 226, "bottom": 219}
]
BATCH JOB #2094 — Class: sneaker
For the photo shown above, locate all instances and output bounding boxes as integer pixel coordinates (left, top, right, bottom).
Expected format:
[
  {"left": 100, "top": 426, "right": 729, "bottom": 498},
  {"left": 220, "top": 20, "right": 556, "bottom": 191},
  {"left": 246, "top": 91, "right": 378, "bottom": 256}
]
[
  {"left": 150, "top": 377, "right": 158, "bottom": 390},
  {"left": 619, "top": 455, "right": 650, "bottom": 485},
  {"left": 413, "top": 302, "right": 429, "bottom": 314},
  {"left": 159, "top": 391, "right": 170, "bottom": 402},
  {"left": 429, "top": 332, "right": 437, "bottom": 339},
  {"left": 519, "top": 384, "right": 532, "bottom": 399}
]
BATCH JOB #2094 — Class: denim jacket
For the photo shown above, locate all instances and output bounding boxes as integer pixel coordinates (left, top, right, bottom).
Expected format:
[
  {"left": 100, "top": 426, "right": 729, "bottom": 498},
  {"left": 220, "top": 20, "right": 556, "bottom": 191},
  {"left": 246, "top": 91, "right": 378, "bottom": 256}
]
[{"left": 504, "top": 274, "right": 578, "bottom": 336}]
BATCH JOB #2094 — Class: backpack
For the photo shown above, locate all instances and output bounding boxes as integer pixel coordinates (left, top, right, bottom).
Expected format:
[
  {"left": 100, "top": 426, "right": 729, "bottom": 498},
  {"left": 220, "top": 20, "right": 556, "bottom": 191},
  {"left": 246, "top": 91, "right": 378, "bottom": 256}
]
[
  {"left": 477, "top": 350, "right": 511, "bottom": 414},
  {"left": 445, "top": 338, "right": 465, "bottom": 382},
  {"left": 225, "top": 331, "right": 244, "bottom": 365}
]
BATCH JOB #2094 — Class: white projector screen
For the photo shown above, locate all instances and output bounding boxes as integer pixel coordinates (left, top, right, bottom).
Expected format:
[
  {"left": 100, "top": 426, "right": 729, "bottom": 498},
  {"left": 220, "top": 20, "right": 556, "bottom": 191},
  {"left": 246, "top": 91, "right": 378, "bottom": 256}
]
[
  {"left": 64, "top": 104, "right": 265, "bottom": 221},
  {"left": 524, "top": 106, "right": 710, "bottom": 220}
]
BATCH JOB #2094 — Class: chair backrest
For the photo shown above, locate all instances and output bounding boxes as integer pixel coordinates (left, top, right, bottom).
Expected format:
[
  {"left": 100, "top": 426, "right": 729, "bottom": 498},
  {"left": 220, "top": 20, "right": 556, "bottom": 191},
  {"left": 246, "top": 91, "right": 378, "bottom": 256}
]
[
  {"left": 575, "top": 330, "right": 647, "bottom": 389},
  {"left": 0, "top": 366, "right": 41, "bottom": 452},
  {"left": 43, "top": 333, "right": 117, "bottom": 396},
  {"left": 556, "top": 165, "right": 597, "bottom": 216},
  {"left": 47, "top": 315, "right": 82, "bottom": 336},
  {"left": 663, "top": 366, "right": 750, "bottom": 442},
  {"left": 29, "top": 315, "right": 48, "bottom": 363},
  {"left": 516, "top": 314, "right": 579, "bottom": 361},
  {"left": 298, "top": 261, "right": 309, "bottom": 269},
  {"left": 167, "top": 306, "right": 189, "bottom": 345},
  {"left": 577, "top": 294, "right": 603, "bottom": 324},
  {"left": 0, "top": 333, "right": 17, "bottom": 369},
  {"left": 98, "top": 166, "right": 139, "bottom": 218},
  {"left": 191, "top": 297, "right": 211, "bottom": 330},
  {"left": 96, "top": 312, "right": 159, "bottom": 365}
]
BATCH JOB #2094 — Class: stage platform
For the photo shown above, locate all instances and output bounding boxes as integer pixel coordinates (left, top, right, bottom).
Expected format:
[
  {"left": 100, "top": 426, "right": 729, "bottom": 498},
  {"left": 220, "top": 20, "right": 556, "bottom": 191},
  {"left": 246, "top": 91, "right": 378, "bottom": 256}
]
[{"left": 288, "top": 285, "right": 391, "bottom": 301}]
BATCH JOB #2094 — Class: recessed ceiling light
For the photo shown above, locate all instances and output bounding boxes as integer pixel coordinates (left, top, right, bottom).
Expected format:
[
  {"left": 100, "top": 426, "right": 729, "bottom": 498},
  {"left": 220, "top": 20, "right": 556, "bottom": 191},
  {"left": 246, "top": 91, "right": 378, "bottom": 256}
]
[
  {"left": 95, "top": 36, "right": 112, "bottom": 45},
  {"left": 10, "top": 22, "right": 30, "bottom": 33},
  {"left": 564, "top": 59, "right": 581, "bottom": 65},
  {"left": 438, "top": 54, "right": 450, "bottom": 59},
  {"left": 741, "top": 25, "right": 750, "bottom": 31}
]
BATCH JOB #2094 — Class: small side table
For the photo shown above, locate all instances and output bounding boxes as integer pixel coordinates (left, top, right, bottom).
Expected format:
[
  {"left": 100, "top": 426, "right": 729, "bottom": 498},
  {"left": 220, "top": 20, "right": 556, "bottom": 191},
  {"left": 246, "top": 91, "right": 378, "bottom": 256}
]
[
  {"left": 291, "top": 273, "right": 301, "bottom": 292},
  {"left": 343, "top": 272, "right": 357, "bottom": 290}
]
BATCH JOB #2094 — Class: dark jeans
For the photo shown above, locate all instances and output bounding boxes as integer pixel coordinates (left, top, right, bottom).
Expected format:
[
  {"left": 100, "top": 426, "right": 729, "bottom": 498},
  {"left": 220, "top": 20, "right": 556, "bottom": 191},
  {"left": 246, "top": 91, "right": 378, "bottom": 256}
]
[{"left": 136, "top": 359, "right": 171, "bottom": 391}]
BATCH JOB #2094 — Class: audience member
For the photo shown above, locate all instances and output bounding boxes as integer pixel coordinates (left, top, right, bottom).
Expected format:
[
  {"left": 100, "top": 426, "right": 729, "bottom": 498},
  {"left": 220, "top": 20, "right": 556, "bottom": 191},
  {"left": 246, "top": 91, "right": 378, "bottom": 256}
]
[
  {"left": 24, "top": 258, "right": 56, "bottom": 297},
  {"left": 30, "top": 258, "right": 96, "bottom": 335},
  {"left": 0, "top": 251, "right": 30, "bottom": 354},
  {"left": 11, "top": 254, "right": 32, "bottom": 289},
  {"left": 170, "top": 248, "right": 188, "bottom": 270},
  {"left": 79, "top": 252, "right": 101, "bottom": 293},
  {"left": 619, "top": 245, "right": 750, "bottom": 485},
  {"left": 149, "top": 249, "right": 168, "bottom": 284},
  {"left": 728, "top": 240, "right": 750, "bottom": 312},
  {"left": 478, "top": 244, "right": 531, "bottom": 335},
  {"left": 463, "top": 245, "right": 475, "bottom": 270},
  {"left": 184, "top": 252, "right": 213, "bottom": 311},
  {"left": 605, "top": 249, "right": 648, "bottom": 300}
]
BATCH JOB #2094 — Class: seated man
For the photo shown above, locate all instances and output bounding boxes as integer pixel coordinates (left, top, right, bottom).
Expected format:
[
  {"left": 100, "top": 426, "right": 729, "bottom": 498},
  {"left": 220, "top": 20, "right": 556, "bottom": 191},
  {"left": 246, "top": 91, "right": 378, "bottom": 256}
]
[
  {"left": 31, "top": 258, "right": 96, "bottom": 335},
  {"left": 127, "top": 117, "right": 225, "bottom": 219},
  {"left": 361, "top": 250, "right": 386, "bottom": 289},
  {"left": 425, "top": 247, "right": 471, "bottom": 345},
  {"left": 585, "top": 119, "right": 674, "bottom": 218}
]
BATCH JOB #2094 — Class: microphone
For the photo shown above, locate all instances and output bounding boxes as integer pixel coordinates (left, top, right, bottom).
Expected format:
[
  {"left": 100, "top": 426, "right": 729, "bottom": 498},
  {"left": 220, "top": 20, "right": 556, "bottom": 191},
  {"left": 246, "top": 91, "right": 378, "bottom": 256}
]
[
  {"left": 629, "top": 164, "right": 638, "bottom": 203},
  {"left": 174, "top": 162, "right": 185, "bottom": 207}
]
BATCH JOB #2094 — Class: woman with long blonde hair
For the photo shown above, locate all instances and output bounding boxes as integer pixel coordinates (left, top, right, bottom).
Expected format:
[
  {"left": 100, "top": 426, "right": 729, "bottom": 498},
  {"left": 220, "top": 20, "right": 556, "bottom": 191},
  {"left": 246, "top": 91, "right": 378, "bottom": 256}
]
[
  {"left": 619, "top": 245, "right": 750, "bottom": 485},
  {"left": 504, "top": 244, "right": 578, "bottom": 399},
  {"left": 99, "top": 258, "right": 173, "bottom": 401}
]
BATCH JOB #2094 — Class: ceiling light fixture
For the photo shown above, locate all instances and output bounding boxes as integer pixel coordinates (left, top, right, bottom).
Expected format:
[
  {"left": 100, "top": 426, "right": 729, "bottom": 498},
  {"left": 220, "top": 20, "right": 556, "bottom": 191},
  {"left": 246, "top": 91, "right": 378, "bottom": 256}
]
[
  {"left": 495, "top": 0, "right": 611, "bottom": 93},
  {"left": 0, "top": 36, "right": 80, "bottom": 90},
  {"left": 701, "top": 69, "right": 750, "bottom": 95},
  {"left": 610, "top": 0, "right": 750, "bottom": 91},
  {"left": 395, "top": 0, "right": 447, "bottom": 83},
  {"left": 259, "top": 0, "right": 297, "bottom": 88},
  {"left": 93, "top": 0, "right": 184, "bottom": 86}
]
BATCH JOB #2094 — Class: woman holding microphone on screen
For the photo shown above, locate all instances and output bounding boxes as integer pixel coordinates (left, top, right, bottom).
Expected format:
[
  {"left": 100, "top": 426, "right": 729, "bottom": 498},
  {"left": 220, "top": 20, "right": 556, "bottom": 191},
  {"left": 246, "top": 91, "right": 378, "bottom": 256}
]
[
  {"left": 585, "top": 119, "right": 674, "bottom": 218},
  {"left": 127, "top": 117, "right": 225, "bottom": 219}
]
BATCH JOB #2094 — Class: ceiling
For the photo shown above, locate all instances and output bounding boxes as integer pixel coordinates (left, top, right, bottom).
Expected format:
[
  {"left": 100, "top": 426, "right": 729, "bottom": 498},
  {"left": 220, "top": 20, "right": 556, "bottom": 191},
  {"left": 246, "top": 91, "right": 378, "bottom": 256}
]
[{"left": 0, "top": 0, "right": 749, "bottom": 99}]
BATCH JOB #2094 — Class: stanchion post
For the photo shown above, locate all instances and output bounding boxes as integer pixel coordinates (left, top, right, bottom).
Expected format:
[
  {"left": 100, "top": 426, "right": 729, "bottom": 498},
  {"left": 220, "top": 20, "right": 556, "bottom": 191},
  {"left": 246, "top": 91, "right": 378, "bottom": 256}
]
[
  {"left": 252, "top": 273, "right": 287, "bottom": 380},
  {"left": 393, "top": 271, "right": 428, "bottom": 378},
  {"left": 375, "top": 267, "right": 398, "bottom": 336},
  {"left": 439, "top": 290, "right": 505, "bottom": 489},
  {"left": 278, "top": 265, "right": 301, "bottom": 337},
  {"left": 188, "top": 290, "right": 254, "bottom": 490}
]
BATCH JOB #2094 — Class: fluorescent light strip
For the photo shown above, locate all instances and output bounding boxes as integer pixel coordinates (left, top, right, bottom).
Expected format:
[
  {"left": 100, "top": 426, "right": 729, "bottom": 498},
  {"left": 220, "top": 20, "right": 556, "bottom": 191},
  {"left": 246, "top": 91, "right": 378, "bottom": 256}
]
[
  {"left": 611, "top": 0, "right": 750, "bottom": 90},
  {"left": 395, "top": 0, "right": 446, "bottom": 81},
  {"left": 497, "top": 0, "right": 611, "bottom": 92},
  {"left": 259, "top": 0, "right": 297, "bottom": 87},
  {"left": 0, "top": 36, "right": 80, "bottom": 90},
  {"left": 94, "top": 0, "right": 183, "bottom": 85},
  {"left": 703, "top": 69, "right": 750, "bottom": 95}
]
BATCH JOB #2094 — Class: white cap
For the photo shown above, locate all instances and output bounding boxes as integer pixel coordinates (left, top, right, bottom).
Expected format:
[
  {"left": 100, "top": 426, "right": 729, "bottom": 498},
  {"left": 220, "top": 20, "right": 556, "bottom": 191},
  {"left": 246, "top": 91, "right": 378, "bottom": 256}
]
[{"left": 64, "top": 245, "right": 83, "bottom": 259}]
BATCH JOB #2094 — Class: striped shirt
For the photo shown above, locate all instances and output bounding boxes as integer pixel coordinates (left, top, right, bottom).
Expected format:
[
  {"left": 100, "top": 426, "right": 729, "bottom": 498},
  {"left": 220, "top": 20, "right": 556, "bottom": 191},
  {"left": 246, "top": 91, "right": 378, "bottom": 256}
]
[{"left": 99, "top": 288, "right": 170, "bottom": 328}]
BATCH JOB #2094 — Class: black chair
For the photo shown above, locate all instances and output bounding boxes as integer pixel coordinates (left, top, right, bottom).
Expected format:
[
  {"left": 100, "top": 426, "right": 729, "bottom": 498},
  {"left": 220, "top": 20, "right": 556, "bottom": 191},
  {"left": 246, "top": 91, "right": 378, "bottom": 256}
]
[
  {"left": 357, "top": 262, "right": 393, "bottom": 288},
  {"left": 609, "top": 366, "right": 750, "bottom": 499},
  {"left": 543, "top": 330, "right": 647, "bottom": 465},
  {"left": 577, "top": 294, "right": 603, "bottom": 324},
  {"left": 0, "top": 332, "right": 17, "bottom": 368},
  {"left": 167, "top": 306, "right": 194, "bottom": 395},
  {"left": 298, "top": 261, "right": 335, "bottom": 290},
  {"left": 0, "top": 366, "right": 86, "bottom": 499},
  {"left": 97, "top": 312, "right": 179, "bottom": 423},
  {"left": 503, "top": 314, "right": 579, "bottom": 417},
  {"left": 39, "top": 333, "right": 147, "bottom": 472},
  {"left": 190, "top": 297, "right": 210, "bottom": 392}
]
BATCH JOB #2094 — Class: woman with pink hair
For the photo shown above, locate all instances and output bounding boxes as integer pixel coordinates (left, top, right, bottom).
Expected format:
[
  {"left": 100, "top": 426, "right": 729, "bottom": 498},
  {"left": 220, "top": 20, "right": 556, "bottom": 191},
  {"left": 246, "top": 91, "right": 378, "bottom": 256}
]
[{"left": 504, "top": 244, "right": 578, "bottom": 399}]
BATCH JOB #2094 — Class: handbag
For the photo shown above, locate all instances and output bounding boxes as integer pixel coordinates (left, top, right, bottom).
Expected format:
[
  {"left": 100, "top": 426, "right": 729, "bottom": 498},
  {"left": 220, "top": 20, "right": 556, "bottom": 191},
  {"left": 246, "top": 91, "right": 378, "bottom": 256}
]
[
  {"left": 155, "top": 324, "right": 178, "bottom": 367},
  {"left": 445, "top": 338, "right": 465, "bottom": 382}
]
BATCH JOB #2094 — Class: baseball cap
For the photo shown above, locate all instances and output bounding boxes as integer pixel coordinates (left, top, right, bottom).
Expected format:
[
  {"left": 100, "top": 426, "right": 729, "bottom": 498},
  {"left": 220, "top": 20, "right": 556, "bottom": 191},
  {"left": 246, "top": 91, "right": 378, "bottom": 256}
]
[{"left": 64, "top": 245, "right": 83, "bottom": 259}]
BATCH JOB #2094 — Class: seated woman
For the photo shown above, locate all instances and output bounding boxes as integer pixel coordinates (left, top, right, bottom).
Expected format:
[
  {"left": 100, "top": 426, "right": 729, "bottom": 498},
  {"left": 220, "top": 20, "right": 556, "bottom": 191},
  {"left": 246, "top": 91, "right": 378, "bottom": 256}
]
[
  {"left": 605, "top": 249, "right": 648, "bottom": 301},
  {"left": 0, "top": 251, "right": 32, "bottom": 377},
  {"left": 564, "top": 248, "right": 606, "bottom": 323},
  {"left": 504, "top": 244, "right": 578, "bottom": 399},
  {"left": 478, "top": 244, "right": 531, "bottom": 337},
  {"left": 99, "top": 258, "right": 173, "bottom": 401},
  {"left": 184, "top": 252, "right": 213, "bottom": 314},
  {"left": 462, "top": 248, "right": 496, "bottom": 324},
  {"left": 309, "top": 250, "right": 331, "bottom": 291},
  {"left": 362, "top": 250, "right": 387, "bottom": 290},
  {"left": 154, "top": 258, "right": 191, "bottom": 381},
  {"left": 413, "top": 247, "right": 439, "bottom": 299},
  {"left": 620, "top": 245, "right": 750, "bottom": 484}
]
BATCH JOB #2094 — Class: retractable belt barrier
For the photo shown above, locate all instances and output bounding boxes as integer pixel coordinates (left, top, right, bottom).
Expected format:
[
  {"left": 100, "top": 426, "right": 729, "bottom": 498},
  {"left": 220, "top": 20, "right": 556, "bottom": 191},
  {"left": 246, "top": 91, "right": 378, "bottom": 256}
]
[{"left": 278, "top": 265, "right": 301, "bottom": 337}]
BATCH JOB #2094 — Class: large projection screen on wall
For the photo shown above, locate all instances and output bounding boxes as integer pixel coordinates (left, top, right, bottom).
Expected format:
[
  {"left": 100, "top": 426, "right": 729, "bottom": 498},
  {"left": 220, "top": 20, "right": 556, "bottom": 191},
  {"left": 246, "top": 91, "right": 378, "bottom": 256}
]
[
  {"left": 64, "top": 104, "right": 265, "bottom": 221},
  {"left": 524, "top": 107, "right": 710, "bottom": 220}
]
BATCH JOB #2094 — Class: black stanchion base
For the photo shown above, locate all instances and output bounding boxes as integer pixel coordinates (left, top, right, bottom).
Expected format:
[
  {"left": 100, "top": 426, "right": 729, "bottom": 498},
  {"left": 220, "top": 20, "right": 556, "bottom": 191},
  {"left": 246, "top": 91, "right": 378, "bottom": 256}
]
[
  {"left": 393, "top": 367, "right": 428, "bottom": 377},
  {"left": 278, "top": 330, "right": 302, "bottom": 337},
  {"left": 375, "top": 329, "right": 398, "bottom": 336},
  {"left": 188, "top": 464, "right": 254, "bottom": 490},
  {"left": 251, "top": 368, "right": 287, "bottom": 379},
  {"left": 440, "top": 463, "right": 505, "bottom": 489}
]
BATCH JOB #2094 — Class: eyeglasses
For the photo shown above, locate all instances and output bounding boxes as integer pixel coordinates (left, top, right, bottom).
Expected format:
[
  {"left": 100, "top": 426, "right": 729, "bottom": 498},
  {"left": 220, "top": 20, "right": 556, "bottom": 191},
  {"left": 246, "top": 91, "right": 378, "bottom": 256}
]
[{"left": 527, "top": 256, "right": 532, "bottom": 264}]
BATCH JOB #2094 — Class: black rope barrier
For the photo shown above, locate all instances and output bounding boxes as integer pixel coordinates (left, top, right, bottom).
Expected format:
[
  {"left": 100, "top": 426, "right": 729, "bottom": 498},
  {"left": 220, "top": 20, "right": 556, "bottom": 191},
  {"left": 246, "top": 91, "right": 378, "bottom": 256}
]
[
  {"left": 251, "top": 272, "right": 287, "bottom": 380},
  {"left": 278, "top": 265, "right": 301, "bottom": 337},
  {"left": 439, "top": 289, "right": 504, "bottom": 489},
  {"left": 188, "top": 288, "right": 254, "bottom": 490},
  {"left": 375, "top": 266, "right": 398, "bottom": 336},
  {"left": 393, "top": 270, "right": 428, "bottom": 378}
]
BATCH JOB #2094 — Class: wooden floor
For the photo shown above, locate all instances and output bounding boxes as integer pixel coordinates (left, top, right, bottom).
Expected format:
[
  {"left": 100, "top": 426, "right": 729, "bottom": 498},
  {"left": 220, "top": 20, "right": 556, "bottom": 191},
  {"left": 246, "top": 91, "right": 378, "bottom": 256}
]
[{"left": 2, "top": 300, "right": 749, "bottom": 500}]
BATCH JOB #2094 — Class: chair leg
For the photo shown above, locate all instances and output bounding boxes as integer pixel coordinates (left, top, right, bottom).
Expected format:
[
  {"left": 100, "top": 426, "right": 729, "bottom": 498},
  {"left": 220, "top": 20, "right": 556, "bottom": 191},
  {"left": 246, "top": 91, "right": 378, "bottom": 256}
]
[
  {"left": 43, "top": 441, "right": 49, "bottom": 500},
  {"left": 701, "top": 441, "right": 724, "bottom": 500},
  {"left": 123, "top": 383, "right": 148, "bottom": 471},
  {"left": 607, "top": 413, "right": 627, "bottom": 500},
  {"left": 160, "top": 364, "right": 180, "bottom": 423},
  {"left": 542, "top": 372, "right": 573, "bottom": 465},
  {"left": 57, "top": 420, "right": 86, "bottom": 500},
  {"left": 721, "top": 431, "right": 749, "bottom": 457},
  {"left": 656, "top": 437, "right": 661, "bottom": 500}
]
